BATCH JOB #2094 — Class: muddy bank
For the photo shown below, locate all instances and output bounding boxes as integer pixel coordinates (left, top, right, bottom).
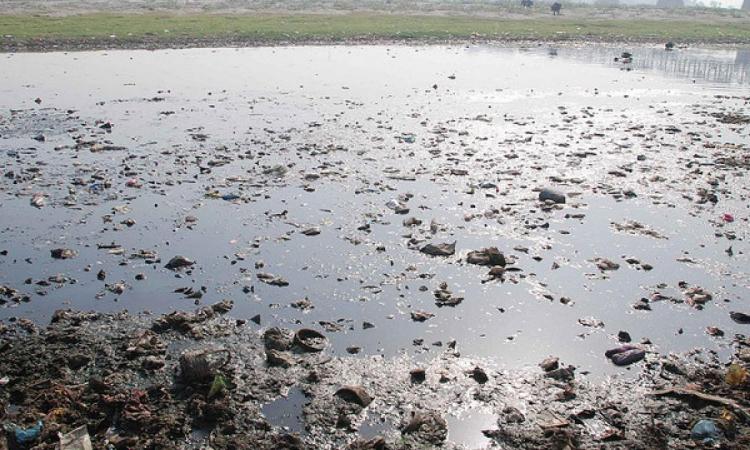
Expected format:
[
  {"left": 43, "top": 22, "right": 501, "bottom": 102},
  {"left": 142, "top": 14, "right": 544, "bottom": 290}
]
[
  {"left": 4, "top": 35, "right": 750, "bottom": 54},
  {"left": 0, "top": 303, "right": 749, "bottom": 449}
]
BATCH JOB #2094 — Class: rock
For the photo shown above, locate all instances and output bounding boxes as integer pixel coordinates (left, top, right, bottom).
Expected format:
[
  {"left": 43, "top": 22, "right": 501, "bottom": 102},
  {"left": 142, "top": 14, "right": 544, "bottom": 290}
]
[
  {"left": 410, "top": 310, "right": 434, "bottom": 322},
  {"left": 605, "top": 345, "right": 645, "bottom": 366},
  {"left": 471, "top": 366, "right": 489, "bottom": 384},
  {"left": 291, "top": 298, "right": 314, "bottom": 310},
  {"left": 266, "top": 349, "right": 295, "bottom": 368},
  {"left": 578, "top": 317, "right": 604, "bottom": 328},
  {"left": 501, "top": 406, "right": 525, "bottom": 424},
  {"left": 211, "top": 299, "right": 233, "bottom": 313},
  {"left": 107, "top": 281, "right": 127, "bottom": 295},
  {"left": 67, "top": 353, "right": 91, "bottom": 370},
  {"left": 633, "top": 298, "right": 651, "bottom": 311},
  {"left": 537, "top": 411, "right": 569, "bottom": 430},
  {"left": 257, "top": 273, "right": 289, "bottom": 286},
  {"left": 30, "top": 193, "right": 45, "bottom": 208},
  {"left": 684, "top": 286, "right": 712, "bottom": 307},
  {"left": 272, "top": 434, "right": 306, "bottom": 450},
  {"left": 164, "top": 255, "right": 194, "bottom": 270},
  {"left": 142, "top": 356, "right": 165, "bottom": 370},
  {"left": 403, "top": 217, "right": 422, "bottom": 227},
  {"left": 545, "top": 365, "right": 575, "bottom": 382},
  {"left": 595, "top": 258, "right": 620, "bottom": 271},
  {"left": 466, "top": 247, "right": 506, "bottom": 266},
  {"left": 539, "top": 356, "right": 559, "bottom": 372},
  {"left": 335, "top": 385, "right": 373, "bottom": 407},
  {"left": 263, "top": 165, "right": 288, "bottom": 177},
  {"left": 179, "top": 348, "right": 229, "bottom": 382},
  {"left": 539, "top": 188, "right": 566, "bottom": 204},
  {"left": 410, "top": 368, "right": 426, "bottom": 383},
  {"left": 386, "top": 198, "right": 406, "bottom": 210},
  {"left": 263, "top": 327, "right": 294, "bottom": 351},
  {"left": 301, "top": 227, "right": 320, "bottom": 236},
  {"left": 420, "top": 242, "right": 456, "bottom": 257},
  {"left": 125, "top": 330, "right": 166, "bottom": 357},
  {"left": 434, "top": 282, "right": 463, "bottom": 307},
  {"left": 617, "top": 331, "right": 632, "bottom": 343},
  {"left": 221, "top": 193, "right": 240, "bottom": 201},
  {"left": 347, "top": 437, "right": 387, "bottom": 450},
  {"left": 730, "top": 311, "right": 750, "bottom": 324},
  {"left": 401, "top": 411, "right": 447, "bottom": 444},
  {"left": 662, "top": 360, "right": 686, "bottom": 375},
  {"left": 51, "top": 248, "right": 76, "bottom": 259},
  {"left": 487, "top": 266, "right": 506, "bottom": 279}
]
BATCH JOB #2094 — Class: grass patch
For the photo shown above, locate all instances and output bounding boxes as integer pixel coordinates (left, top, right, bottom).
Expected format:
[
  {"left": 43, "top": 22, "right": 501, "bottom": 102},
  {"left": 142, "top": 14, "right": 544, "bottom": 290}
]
[{"left": 1, "top": 13, "right": 749, "bottom": 46}]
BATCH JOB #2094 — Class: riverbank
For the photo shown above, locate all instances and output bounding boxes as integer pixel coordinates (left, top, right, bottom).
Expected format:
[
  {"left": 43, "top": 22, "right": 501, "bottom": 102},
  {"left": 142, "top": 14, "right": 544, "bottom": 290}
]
[
  {"left": 1, "top": 304, "right": 748, "bottom": 449},
  {"left": 2, "top": 12, "right": 750, "bottom": 52}
]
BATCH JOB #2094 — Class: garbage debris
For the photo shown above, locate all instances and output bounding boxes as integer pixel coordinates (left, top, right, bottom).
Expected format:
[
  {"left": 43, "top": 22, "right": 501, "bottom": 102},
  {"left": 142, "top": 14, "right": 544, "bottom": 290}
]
[
  {"left": 10, "top": 420, "right": 43, "bottom": 445},
  {"left": 691, "top": 419, "right": 721, "bottom": 444},
  {"left": 50, "top": 248, "right": 76, "bottom": 259},
  {"left": 164, "top": 255, "right": 195, "bottom": 270},
  {"left": 58, "top": 425, "right": 93, "bottom": 450},
  {"left": 538, "top": 188, "right": 566, "bottom": 204},
  {"left": 335, "top": 385, "right": 373, "bottom": 407},
  {"left": 179, "top": 348, "right": 230, "bottom": 382},
  {"left": 293, "top": 328, "right": 327, "bottom": 352},
  {"left": 605, "top": 345, "right": 645, "bottom": 366},
  {"left": 466, "top": 247, "right": 506, "bottom": 266},
  {"left": 420, "top": 242, "right": 456, "bottom": 257}
]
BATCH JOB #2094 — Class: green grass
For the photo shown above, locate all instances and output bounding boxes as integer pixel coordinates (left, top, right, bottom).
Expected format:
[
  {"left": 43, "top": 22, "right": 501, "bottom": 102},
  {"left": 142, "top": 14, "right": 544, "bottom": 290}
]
[{"left": 1, "top": 13, "right": 749, "bottom": 47}]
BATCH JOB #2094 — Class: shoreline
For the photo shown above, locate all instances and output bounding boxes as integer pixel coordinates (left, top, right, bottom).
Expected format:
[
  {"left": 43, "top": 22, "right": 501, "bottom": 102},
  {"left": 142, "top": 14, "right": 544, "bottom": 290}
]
[
  {"left": 0, "top": 303, "right": 748, "bottom": 448},
  {"left": 3, "top": 36, "right": 750, "bottom": 54}
]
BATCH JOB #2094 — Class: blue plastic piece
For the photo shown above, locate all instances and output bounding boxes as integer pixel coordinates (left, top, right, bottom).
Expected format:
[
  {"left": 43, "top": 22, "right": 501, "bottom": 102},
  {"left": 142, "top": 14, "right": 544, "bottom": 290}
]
[{"left": 13, "top": 420, "right": 43, "bottom": 444}]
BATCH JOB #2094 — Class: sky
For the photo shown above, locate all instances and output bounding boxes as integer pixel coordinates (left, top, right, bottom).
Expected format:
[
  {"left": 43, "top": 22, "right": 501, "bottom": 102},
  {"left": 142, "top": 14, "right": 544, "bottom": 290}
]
[{"left": 611, "top": 0, "right": 744, "bottom": 6}]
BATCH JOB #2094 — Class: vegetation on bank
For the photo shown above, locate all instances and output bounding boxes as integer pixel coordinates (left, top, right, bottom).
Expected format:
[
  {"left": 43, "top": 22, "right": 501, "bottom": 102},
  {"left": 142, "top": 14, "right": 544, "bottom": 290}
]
[{"left": 1, "top": 13, "right": 750, "bottom": 48}]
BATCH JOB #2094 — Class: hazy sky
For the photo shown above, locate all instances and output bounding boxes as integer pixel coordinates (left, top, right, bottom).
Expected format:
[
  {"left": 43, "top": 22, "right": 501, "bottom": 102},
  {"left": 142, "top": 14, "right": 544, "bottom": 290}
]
[
  {"left": 621, "top": 0, "right": 744, "bottom": 6},
  {"left": 692, "top": 0, "right": 744, "bottom": 6}
]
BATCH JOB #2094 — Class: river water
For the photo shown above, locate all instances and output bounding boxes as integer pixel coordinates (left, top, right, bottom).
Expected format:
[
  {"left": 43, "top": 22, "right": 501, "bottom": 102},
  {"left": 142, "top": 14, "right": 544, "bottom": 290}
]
[{"left": 0, "top": 45, "right": 748, "bottom": 388}]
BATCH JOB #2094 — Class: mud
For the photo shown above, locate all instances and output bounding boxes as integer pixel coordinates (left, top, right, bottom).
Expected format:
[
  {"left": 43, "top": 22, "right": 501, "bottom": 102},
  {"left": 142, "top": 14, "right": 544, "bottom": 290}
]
[{"left": 0, "top": 305, "right": 749, "bottom": 449}]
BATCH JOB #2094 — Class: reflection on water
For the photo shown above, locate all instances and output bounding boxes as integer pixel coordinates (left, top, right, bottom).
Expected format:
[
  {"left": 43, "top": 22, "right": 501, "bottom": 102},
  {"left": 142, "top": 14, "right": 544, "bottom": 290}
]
[
  {"left": 261, "top": 387, "right": 308, "bottom": 434},
  {"left": 548, "top": 46, "right": 750, "bottom": 85},
  {"left": 0, "top": 45, "right": 748, "bottom": 383},
  {"left": 446, "top": 410, "right": 496, "bottom": 449}
]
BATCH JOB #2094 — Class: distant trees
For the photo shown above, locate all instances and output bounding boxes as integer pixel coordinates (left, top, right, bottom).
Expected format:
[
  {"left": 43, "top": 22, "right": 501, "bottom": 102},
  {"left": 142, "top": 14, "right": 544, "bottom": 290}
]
[{"left": 656, "top": 0, "right": 685, "bottom": 7}]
